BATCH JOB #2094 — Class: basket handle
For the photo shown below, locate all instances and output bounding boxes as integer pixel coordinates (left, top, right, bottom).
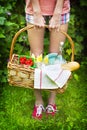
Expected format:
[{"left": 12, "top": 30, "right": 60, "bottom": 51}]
[{"left": 9, "top": 24, "right": 74, "bottom": 61}]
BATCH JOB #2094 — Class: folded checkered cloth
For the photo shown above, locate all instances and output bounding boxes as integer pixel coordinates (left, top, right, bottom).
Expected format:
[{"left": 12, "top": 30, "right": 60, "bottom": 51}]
[{"left": 34, "top": 64, "right": 71, "bottom": 89}]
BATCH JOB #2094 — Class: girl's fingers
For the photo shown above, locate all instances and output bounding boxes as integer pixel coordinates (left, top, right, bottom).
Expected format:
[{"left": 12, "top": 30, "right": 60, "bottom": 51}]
[{"left": 49, "top": 24, "right": 60, "bottom": 32}]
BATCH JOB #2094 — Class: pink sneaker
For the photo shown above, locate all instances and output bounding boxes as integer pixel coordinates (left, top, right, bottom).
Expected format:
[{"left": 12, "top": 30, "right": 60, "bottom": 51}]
[
  {"left": 32, "top": 104, "right": 45, "bottom": 119},
  {"left": 46, "top": 104, "right": 58, "bottom": 116}
]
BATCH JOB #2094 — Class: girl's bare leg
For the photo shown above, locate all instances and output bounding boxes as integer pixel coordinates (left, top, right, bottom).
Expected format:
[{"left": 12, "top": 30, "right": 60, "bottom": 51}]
[
  {"left": 49, "top": 23, "right": 68, "bottom": 54},
  {"left": 48, "top": 91, "right": 56, "bottom": 105},
  {"left": 27, "top": 23, "right": 45, "bottom": 105},
  {"left": 27, "top": 23, "right": 45, "bottom": 56},
  {"left": 48, "top": 23, "right": 68, "bottom": 104}
]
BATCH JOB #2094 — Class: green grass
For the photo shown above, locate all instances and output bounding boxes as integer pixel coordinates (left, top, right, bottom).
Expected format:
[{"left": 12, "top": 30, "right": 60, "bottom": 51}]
[{"left": 0, "top": 65, "right": 87, "bottom": 130}]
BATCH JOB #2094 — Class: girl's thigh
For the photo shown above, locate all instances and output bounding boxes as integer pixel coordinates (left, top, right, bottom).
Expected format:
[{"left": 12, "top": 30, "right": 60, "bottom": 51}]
[
  {"left": 49, "top": 23, "right": 68, "bottom": 53},
  {"left": 27, "top": 23, "right": 45, "bottom": 56}
]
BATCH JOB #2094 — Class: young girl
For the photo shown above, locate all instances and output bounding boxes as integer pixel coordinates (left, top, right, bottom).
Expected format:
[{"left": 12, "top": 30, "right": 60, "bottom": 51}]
[{"left": 25, "top": 0, "right": 70, "bottom": 119}]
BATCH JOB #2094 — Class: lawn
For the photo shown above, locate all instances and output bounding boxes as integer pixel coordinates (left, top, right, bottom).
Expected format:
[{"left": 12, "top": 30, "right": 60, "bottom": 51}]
[{"left": 0, "top": 64, "right": 87, "bottom": 130}]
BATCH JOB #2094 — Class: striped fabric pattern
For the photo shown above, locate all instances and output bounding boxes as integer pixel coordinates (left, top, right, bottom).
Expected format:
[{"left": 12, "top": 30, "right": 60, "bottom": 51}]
[{"left": 26, "top": 12, "right": 70, "bottom": 25}]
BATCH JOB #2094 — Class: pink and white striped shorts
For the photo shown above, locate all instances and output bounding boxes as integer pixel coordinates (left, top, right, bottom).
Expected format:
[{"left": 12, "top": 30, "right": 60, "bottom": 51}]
[{"left": 26, "top": 12, "right": 70, "bottom": 25}]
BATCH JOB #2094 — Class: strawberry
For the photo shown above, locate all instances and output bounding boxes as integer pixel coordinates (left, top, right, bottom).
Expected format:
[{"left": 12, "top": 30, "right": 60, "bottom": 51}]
[
  {"left": 19, "top": 57, "right": 26, "bottom": 64},
  {"left": 19, "top": 57, "right": 34, "bottom": 67},
  {"left": 29, "top": 60, "right": 34, "bottom": 66},
  {"left": 25, "top": 59, "right": 34, "bottom": 66}
]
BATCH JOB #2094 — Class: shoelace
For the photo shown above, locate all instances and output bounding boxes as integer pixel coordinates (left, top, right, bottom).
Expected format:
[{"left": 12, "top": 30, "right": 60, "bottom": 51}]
[
  {"left": 46, "top": 105, "right": 58, "bottom": 113},
  {"left": 36, "top": 105, "right": 45, "bottom": 116}
]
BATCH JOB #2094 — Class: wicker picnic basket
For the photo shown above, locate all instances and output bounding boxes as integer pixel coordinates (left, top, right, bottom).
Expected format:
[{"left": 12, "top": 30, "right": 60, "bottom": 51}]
[{"left": 7, "top": 24, "right": 75, "bottom": 93}]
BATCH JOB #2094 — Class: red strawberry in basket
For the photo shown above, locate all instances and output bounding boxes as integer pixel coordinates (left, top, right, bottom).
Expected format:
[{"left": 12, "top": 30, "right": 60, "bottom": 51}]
[
  {"left": 25, "top": 59, "right": 34, "bottom": 66},
  {"left": 19, "top": 57, "right": 26, "bottom": 64}
]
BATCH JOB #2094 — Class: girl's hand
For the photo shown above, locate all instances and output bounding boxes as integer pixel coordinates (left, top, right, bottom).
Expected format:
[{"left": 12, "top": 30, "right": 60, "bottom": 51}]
[
  {"left": 49, "top": 13, "right": 61, "bottom": 31},
  {"left": 33, "top": 12, "right": 45, "bottom": 28}
]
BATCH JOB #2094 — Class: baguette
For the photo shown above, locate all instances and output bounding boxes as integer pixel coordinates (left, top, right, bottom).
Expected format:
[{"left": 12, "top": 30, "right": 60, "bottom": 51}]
[{"left": 62, "top": 61, "right": 80, "bottom": 71}]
